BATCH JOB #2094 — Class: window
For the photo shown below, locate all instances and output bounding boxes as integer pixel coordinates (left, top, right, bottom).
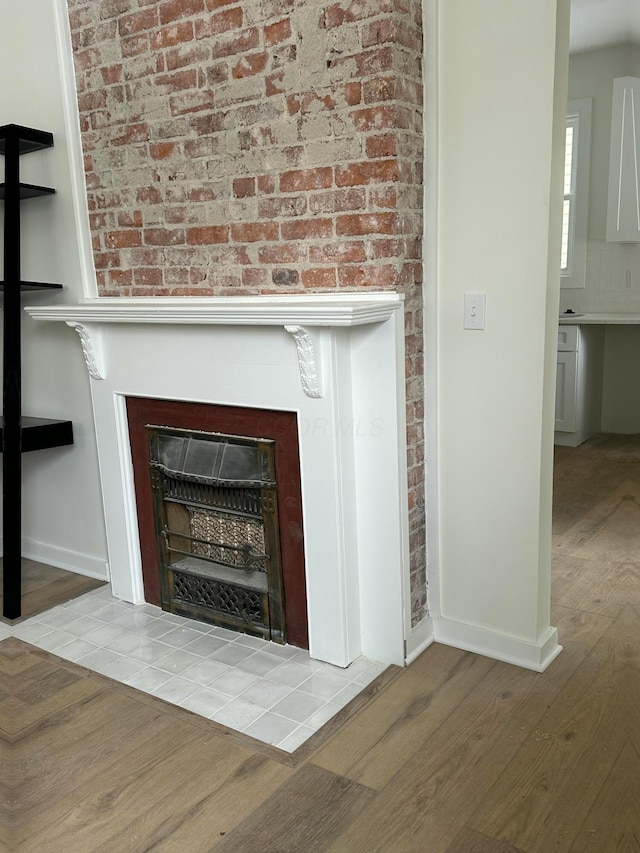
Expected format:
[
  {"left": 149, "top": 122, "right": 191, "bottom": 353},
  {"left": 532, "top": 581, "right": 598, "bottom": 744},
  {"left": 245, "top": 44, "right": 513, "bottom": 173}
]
[{"left": 562, "top": 99, "right": 591, "bottom": 288}]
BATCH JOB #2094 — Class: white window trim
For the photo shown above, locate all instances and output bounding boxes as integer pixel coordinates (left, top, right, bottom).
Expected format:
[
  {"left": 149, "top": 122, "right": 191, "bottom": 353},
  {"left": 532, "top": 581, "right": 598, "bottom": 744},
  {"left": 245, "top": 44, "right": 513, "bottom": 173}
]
[{"left": 562, "top": 98, "right": 592, "bottom": 289}]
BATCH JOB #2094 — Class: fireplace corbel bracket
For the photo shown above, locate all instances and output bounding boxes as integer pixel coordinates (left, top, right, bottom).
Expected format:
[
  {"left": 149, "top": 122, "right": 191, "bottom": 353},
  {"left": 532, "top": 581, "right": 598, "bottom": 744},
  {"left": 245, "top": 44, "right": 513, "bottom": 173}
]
[
  {"left": 284, "top": 325, "right": 322, "bottom": 399},
  {"left": 66, "top": 321, "right": 105, "bottom": 380}
]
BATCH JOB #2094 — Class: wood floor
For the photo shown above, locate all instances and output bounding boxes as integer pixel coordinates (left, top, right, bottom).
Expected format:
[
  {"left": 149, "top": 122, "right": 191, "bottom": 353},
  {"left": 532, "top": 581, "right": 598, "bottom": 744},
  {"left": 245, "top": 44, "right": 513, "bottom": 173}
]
[
  {"left": 1, "top": 433, "right": 639, "bottom": 851},
  {"left": 0, "top": 559, "right": 105, "bottom": 624}
]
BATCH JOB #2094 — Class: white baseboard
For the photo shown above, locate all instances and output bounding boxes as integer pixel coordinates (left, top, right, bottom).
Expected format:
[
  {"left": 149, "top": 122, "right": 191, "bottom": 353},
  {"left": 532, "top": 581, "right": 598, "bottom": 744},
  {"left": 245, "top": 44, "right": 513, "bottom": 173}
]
[
  {"left": 405, "top": 615, "right": 435, "bottom": 664},
  {"left": 0, "top": 538, "right": 110, "bottom": 582},
  {"left": 434, "top": 617, "right": 562, "bottom": 672}
]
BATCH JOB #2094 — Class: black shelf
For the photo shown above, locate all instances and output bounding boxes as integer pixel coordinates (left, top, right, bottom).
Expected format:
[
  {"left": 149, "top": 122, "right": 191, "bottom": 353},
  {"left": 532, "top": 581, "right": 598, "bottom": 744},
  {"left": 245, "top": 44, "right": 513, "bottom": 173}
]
[
  {"left": 0, "top": 124, "right": 53, "bottom": 155},
  {"left": 0, "top": 417, "right": 73, "bottom": 453},
  {"left": 0, "top": 183, "right": 55, "bottom": 200},
  {"left": 0, "top": 281, "right": 63, "bottom": 292},
  {"left": 0, "top": 123, "right": 72, "bottom": 619}
]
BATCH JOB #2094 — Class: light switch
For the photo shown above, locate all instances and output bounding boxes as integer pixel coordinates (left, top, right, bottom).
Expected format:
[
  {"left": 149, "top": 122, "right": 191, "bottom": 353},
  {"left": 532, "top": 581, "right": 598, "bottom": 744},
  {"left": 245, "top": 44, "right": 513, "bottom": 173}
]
[{"left": 464, "top": 291, "right": 486, "bottom": 330}]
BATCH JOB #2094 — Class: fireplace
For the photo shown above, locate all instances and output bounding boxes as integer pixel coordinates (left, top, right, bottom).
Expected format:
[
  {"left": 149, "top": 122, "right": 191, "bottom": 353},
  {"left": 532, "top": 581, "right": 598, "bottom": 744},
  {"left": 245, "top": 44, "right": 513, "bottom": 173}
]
[
  {"left": 26, "top": 294, "right": 410, "bottom": 667},
  {"left": 148, "top": 426, "right": 286, "bottom": 641}
]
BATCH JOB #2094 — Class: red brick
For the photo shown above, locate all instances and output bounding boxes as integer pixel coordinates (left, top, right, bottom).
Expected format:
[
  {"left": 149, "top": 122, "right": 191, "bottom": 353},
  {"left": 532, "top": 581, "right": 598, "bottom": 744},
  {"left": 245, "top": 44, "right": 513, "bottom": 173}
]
[
  {"left": 166, "top": 43, "right": 211, "bottom": 70},
  {"left": 212, "top": 27, "right": 259, "bottom": 59},
  {"left": 120, "top": 33, "right": 150, "bottom": 57},
  {"left": 186, "top": 226, "right": 229, "bottom": 244},
  {"left": 206, "top": 0, "right": 240, "bottom": 7},
  {"left": 195, "top": 7, "right": 243, "bottom": 38},
  {"left": 159, "top": 0, "right": 204, "bottom": 25},
  {"left": 230, "top": 222, "right": 279, "bottom": 242},
  {"left": 258, "top": 196, "right": 306, "bottom": 219},
  {"left": 111, "top": 123, "right": 150, "bottom": 146},
  {"left": 265, "top": 71, "right": 285, "bottom": 96},
  {"left": 117, "top": 210, "right": 143, "bottom": 227},
  {"left": 133, "top": 267, "right": 164, "bottom": 286},
  {"left": 264, "top": 19, "right": 291, "bottom": 46},
  {"left": 155, "top": 69, "right": 198, "bottom": 92},
  {"left": 233, "top": 177, "right": 256, "bottom": 198},
  {"left": 363, "top": 76, "right": 396, "bottom": 103},
  {"left": 301, "top": 268, "right": 337, "bottom": 288},
  {"left": 336, "top": 213, "right": 397, "bottom": 236},
  {"left": 309, "top": 242, "right": 367, "bottom": 264},
  {"left": 151, "top": 21, "right": 194, "bottom": 50},
  {"left": 118, "top": 8, "right": 158, "bottom": 36},
  {"left": 77, "top": 91, "right": 107, "bottom": 112},
  {"left": 149, "top": 141, "right": 180, "bottom": 159},
  {"left": 100, "top": 64, "right": 123, "bottom": 84},
  {"left": 280, "top": 168, "right": 333, "bottom": 193},
  {"left": 309, "top": 188, "right": 366, "bottom": 214},
  {"left": 366, "top": 134, "right": 397, "bottom": 158},
  {"left": 258, "top": 244, "right": 307, "bottom": 264},
  {"left": 344, "top": 82, "right": 361, "bottom": 106},
  {"left": 109, "top": 269, "right": 134, "bottom": 287},
  {"left": 257, "top": 175, "right": 276, "bottom": 195},
  {"left": 144, "top": 227, "right": 185, "bottom": 245},
  {"left": 232, "top": 52, "right": 269, "bottom": 79},
  {"left": 370, "top": 187, "right": 397, "bottom": 209},
  {"left": 105, "top": 230, "right": 142, "bottom": 248},
  {"left": 335, "top": 160, "right": 399, "bottom": 187},
  {"left": 169, "top": 90, "right": 215, "bottom": 115},
  {"left": 280, "top": 218, "right": 333, "bottom": 240},
  {"left": 350, "top": 106, "right": 398, "bottom": 132},
  {"left": 243, "top": 268, "right": 269, "bottom": 288},
  {"left": 93, "top": 250, "right": 121, "bottom": 269},
  {"left": 186, "top": 187, "right": 218, "bottom": 203},
  {"left": 130, "top": 248, "right": 166, "bottom": 265},
  {"left": 337, "top": 263, "right": 400, "bottom": 288},
  {"left": 136, "top": 187, "right": 163, "bottom": 205}
]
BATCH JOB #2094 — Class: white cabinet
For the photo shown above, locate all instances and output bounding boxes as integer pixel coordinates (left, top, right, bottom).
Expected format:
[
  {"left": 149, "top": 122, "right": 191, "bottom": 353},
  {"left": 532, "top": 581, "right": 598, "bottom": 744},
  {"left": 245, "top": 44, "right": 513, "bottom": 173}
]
[
  {"left": 607, "top": 77, "right": 640, "bottom": 242},
  {"left": 555, "top": 324, "right": 605, "bottom": 447}
]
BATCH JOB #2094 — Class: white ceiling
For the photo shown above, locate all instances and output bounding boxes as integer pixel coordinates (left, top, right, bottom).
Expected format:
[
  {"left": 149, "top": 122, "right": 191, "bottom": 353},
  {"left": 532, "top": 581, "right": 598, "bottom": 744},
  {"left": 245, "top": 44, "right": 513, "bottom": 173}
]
[{"left": 570, "top": 0, "right": 640, "bottom": 52}]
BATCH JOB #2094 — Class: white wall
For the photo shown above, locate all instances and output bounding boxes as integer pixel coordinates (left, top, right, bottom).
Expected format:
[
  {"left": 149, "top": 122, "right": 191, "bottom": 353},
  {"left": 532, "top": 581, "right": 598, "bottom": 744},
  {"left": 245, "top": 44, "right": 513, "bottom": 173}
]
[
  {"left": 433, "top": 0, "right": 568, "bottom": 668},
  {"left": 0, "top": 0, "right": 108, "bottom": 578}
]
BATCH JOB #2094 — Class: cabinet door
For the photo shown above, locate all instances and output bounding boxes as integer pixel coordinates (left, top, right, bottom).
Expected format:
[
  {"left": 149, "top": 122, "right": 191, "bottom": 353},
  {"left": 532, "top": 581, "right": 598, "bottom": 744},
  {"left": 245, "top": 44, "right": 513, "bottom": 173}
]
[
  {"left": 555, "top": 351, "right": 578, "bottom": 432},
  {"left": 607, "top": 76, "right": 640, "bottom": 242}
]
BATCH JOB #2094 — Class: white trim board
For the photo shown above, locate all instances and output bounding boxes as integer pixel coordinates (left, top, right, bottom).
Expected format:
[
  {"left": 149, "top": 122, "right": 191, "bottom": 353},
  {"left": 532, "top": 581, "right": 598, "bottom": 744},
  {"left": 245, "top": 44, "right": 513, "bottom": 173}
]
[
  {"left": 0, "top": 538, "right": 109, "bottom": 582},
  {"left": 434, "top": 618, "right": 562, "bottom": 672}
]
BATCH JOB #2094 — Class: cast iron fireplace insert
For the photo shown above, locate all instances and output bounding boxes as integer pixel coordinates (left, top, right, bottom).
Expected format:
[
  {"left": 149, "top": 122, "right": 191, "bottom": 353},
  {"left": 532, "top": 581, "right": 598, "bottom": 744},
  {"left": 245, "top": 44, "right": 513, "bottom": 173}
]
[{"left": 147, "top": 425, "right": 286, "bottom": 643}]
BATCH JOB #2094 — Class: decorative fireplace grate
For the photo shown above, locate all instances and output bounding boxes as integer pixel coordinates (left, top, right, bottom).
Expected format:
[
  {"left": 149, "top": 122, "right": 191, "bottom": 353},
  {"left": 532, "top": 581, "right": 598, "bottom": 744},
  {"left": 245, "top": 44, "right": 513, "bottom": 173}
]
[{"left": 147, "top": 426, "right": 285, "bottom": 643}]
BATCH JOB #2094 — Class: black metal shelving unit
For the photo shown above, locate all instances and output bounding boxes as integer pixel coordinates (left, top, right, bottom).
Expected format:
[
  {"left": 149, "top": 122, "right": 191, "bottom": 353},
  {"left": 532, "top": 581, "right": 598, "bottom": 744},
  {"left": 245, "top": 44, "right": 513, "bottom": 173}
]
[{"left": 0, "top": 123, "right": 73, "bottom": 620}]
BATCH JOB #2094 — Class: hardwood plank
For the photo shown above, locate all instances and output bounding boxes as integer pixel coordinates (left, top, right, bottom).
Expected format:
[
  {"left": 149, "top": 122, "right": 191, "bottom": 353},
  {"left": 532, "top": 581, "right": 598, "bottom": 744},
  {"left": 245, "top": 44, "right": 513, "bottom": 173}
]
[
  {"left": 110, "top": 754, "right": 293, "bottom": 853},
  {"left": 568, "top": 739, "right": 640, "bottom": 852},
  {"left": 313, "top": 643, "right": 494, "bottom": 786},
  {"left": 445, "top": 828, "right": 527, "bottom": 853},
  {"left": 324, "top": 607, "right": 613, "bottom": 853},
  {"left": 468, "top": 604, "right": 640, "bottom": 851},
  {"left": 211, "top": 764, "right": 377, "bottom": 853}
]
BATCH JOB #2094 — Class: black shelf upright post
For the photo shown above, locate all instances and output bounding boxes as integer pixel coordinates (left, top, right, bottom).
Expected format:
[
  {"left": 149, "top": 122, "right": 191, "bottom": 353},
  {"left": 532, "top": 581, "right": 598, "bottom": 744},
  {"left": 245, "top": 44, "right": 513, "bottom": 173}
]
[
  {"left": 0, "top": 124, "right": 73, "bottom": 620},
  {"left": 3, "top": 126, "right": 23, "bottom": 619}
]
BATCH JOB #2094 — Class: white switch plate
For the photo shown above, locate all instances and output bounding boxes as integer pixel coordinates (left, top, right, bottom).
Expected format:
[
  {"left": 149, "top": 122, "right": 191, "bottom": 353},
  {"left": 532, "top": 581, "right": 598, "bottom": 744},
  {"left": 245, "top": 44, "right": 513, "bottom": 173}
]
[{"left": 464, "top": 291, "right": 486, "bottom": 330}]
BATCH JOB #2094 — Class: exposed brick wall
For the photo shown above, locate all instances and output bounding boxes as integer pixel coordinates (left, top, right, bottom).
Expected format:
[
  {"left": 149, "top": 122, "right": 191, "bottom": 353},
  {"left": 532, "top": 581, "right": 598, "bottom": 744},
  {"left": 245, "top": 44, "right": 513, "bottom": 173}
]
[{"left": 67, "top": 0, "right": 427, "bottom": 625}]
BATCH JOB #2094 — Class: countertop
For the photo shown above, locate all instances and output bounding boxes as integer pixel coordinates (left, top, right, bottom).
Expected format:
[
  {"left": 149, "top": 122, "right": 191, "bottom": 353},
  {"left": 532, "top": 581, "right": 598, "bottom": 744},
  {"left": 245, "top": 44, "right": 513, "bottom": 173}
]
[{"left": 558, "top": 313, "right": 640, "bottom": 324}]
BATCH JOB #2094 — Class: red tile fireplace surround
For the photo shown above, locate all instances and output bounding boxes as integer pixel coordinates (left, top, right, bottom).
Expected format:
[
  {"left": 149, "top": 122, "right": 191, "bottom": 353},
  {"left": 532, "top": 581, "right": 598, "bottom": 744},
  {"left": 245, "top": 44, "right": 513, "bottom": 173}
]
[
  {"left": 26, "top": 294, "right": 410, "bottom": 668},
  {"left": 127, "top": 396, "right": 309, "bottom": 650}
]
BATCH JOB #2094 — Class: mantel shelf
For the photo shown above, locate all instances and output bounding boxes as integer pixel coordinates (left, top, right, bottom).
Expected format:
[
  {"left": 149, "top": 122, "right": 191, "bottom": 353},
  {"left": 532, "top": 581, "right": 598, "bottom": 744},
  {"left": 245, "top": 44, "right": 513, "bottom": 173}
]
[{"left": 24, "top": 293, "right": 404, "bottom": 328}]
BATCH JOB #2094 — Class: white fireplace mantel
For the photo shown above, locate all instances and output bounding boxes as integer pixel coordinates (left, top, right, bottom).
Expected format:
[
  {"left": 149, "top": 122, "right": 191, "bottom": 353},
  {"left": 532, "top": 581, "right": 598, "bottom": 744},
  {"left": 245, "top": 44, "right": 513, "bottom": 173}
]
[
  {"left": 26, "top": 293, "right": 410, "bottom": 668},
  {"left": 25, "top": 292, "right": 402, "bottom": 326}
]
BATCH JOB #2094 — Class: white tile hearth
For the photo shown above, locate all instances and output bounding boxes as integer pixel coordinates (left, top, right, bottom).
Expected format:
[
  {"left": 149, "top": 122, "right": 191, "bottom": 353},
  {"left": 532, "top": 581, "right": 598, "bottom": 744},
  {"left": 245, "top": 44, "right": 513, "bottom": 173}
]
[{"left": 12, "top": 586, "right": 387, "bottom": 753}]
